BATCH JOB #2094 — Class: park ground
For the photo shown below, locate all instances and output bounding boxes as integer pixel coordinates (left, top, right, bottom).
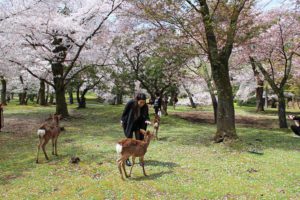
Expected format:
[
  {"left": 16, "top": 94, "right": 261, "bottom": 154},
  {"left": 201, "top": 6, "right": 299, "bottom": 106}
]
[{"left": 0, "top": 98, "right": 300, "bottom": 199}]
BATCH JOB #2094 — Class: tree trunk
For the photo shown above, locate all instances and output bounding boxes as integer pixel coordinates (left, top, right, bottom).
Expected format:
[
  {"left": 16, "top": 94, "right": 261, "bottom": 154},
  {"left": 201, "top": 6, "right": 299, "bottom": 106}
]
[
  {"left": 45, "top": 84, "right": 49, "bottom": 104},
  {"left": 212, "top": 62, "right": 237, "bottom": 142},
  {"left": 19, "top": 92, "right": 27, "bottom": 105},
  {"left": 11, "top": 93, "right": 14, "bottom": 100},
  {"left": 19, "top": 75, "right": 27, "bottom": 105},
  {"left": 36, "top": 93, "right": 40, "bottom": 104},
  {"left": 277, "top": 91, "right": 288, "bottom": 128},
  {"left": 76, "top": 86, "right": 80, "bottom": 105},
  {"left": 116, "top": 93, "right": 123, "bottom": 105},
  {"left": 182, "top": 83, "right": 196, "bottom": 108},
  {"left": 78, "top": 89, "right": 88, "bottom": 108},
  {"left": 256, "top": 83, "right": 264, "bottom": 112},
  {"left": 204, "top": 77, "right": 218, "bottom": 124},
  {"left": 162, "top": 95, "right": 168, "bottom": 115},
  {"left": 39, "top": 79, "right": 46, "bottom": 106},
  {"left": 250, "top": 57, "right": 265, "bottom": 112},
  {"left": 55, "top": 86, "right": 68, "bottom": 116},
  {"left": 1, "top": 77, "right": 7, "bottom": 105},
  {"left": 49, "top": 93, "right": 54, "bottom": 104},
  {"left": 265, "top": 85, "right": 268, "bottom": 108},
  {"left": 210, "top": 93, "right": 218, "bottom": 124},
  {"left": 52, "top": 62, "right": 69, "bottom": 117},
  {"left": 68, "top": 89, "right": 74, "bottom": 104}
]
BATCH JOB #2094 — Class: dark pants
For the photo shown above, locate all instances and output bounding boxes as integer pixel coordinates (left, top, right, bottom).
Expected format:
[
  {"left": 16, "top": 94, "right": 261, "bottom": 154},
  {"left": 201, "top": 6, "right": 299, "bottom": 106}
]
[
  {"left": 291, "top": 125, "right": 300, "bottom": 136},
  {"left": 154, "top": 107, "right": 160, "bottom": 115},
  {"left": 124, "top": 119, "right": 144, "bottom": 140}
]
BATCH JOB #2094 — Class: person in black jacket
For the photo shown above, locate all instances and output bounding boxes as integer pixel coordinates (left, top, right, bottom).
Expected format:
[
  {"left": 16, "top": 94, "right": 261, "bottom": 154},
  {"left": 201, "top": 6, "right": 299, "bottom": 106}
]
[
  {"left": 120, "top": 93, "right": 151, "bottom": 166},
  {"left": 153, "top": 92, "right": 162, "bottom": 115},
  {"left": 288, "top": 115, "right": 300, "bottom": 136}
]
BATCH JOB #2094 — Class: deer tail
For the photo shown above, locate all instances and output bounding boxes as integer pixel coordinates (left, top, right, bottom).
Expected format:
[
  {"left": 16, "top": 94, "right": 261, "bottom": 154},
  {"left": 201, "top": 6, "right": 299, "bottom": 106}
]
[{"left": 37, "top": 129, "right": 46, "bottom": 137}]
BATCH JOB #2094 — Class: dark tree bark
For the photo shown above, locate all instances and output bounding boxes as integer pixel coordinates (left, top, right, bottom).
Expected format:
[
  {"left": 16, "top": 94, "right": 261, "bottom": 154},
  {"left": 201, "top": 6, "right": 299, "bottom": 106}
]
[
  {"left": 19, "top": 75, "right": 27, "bottom": 105},
  {"left": 203, "top": 68, "right": 218, "bottom": 124},
  {"left": 250, "top": 57, "right": 292, "bottom": 128},
  {"left": 52, "top": 62, "right": 69, "bottom": 117},
  {"left": 162, "top": 95, "right": 168, "bottom": 115},
  {"left": 185, "top": 0, "right": 247, "bottom": 141},
  {"left": 211, "top": 60, "right": 236, "bottom": 141},
  {"left": 182, "top": 83, "right": 196, "bottom": 108},
  {"left": 278, "top": 91, "right": 288, "bottom": 128},
  {"left": 49, "top": 93, "right": 54, "bottom": 104},
  {"left": 76, "top": 89, "right": 87, "bottom": 109},
  {"left": 116, "top": 93, "right": 123, "bottom": 105},
  {"left": 45, "top": 84, "right": 49, "bottom": 104},
  {"left": 210, "top": 92, "right": 218, "bottom": 124},
  {"left": 250, "top": 57, "right": 264, "bottom": 112},
  {"left": 68, "top": 89, "right": 74, "bottom": 104},
  {"left": 1, "top": 77, "right": 7, "bottom": 105},
  {"left": 39, "top": 79, "right": 46, "bottom": 106}
]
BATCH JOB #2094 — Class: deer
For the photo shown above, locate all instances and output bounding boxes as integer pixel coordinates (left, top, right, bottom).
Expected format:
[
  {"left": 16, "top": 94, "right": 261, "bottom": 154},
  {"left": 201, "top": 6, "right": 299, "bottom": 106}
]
[
  {"left": 116, "top": 129, "right": 155, "bottom": 180},
  {"left": 153, "top": 114, "right": 160, "bottom": 140},
  {"left": 36, "top": 114, "right": 62, "bottom": 163}
]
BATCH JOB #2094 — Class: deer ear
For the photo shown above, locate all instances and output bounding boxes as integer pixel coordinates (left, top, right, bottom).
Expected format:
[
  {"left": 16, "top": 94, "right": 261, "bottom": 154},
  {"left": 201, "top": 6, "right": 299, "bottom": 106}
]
[{"left": 139, "top": 129, "right": 146, "bottom": 135}]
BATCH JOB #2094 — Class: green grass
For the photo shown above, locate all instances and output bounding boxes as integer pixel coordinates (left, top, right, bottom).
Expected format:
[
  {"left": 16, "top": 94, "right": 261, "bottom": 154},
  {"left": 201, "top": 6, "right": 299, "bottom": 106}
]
[{"left": 0, "top": 102, "right": 300, "bottom": 199}]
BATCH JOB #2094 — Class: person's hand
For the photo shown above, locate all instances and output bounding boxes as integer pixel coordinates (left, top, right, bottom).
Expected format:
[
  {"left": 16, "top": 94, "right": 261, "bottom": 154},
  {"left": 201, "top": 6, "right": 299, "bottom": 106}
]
[
  {"left": 288, "top": 115, "right": 295, "bottom": 120},
  {"left": 145, "top": 120, "right": 151, "bottom": 125},
  {"left": 120, "top": 120, "right": 123, "bottom": 127}
]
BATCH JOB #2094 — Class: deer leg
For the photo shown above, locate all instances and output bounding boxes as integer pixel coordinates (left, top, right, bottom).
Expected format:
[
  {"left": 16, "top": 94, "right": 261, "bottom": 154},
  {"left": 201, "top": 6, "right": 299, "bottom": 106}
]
[
  {"left": 54, "top": 137, "right": 58, "bottom": 156},
  {"left": 118, "top": 161, "right": 125, "bottom": 180},
  {"left": 42, "top": 139, "right": 49, "bottom": 160},
  {"left": 140, "top": 157, "right": 147, "bottom": 176},
  {"left": 155, "top": 128, "right": 158, "bottom": 140},
  {"left": 51, "top": 138, "right": 55, "bottom": 155},
  {"left": 117, "top": 157, "right": 125, "bottom": 180},
  {"left": 122, "top": 157, "right": 129, "bottom": 178},
  {"left": 36, "top": 138, "right": 42, "bottom": 163},
  {"left": 129, "top": 156, "right": 136, "bottom": 177}
]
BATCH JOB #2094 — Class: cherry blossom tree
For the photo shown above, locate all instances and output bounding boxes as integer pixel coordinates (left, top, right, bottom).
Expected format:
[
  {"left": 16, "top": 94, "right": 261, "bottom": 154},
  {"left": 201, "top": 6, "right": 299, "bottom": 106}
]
[
  {"left": 1, "top": 0, "right": 124, "bottom": 117},
  {"left": 247, "top": 11, "right": 300, "bottom": 128}
]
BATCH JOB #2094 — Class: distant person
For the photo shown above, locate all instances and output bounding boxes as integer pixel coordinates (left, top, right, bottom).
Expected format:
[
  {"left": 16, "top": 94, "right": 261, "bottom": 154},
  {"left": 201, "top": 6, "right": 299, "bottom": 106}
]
[
  {"left": 153, "top": 92, "right": 162, "bottom": 115},
  {"left": 0, "top": 103, "right": 3, "bottom": 132},
  {"left": 120, "top": 93, "right": 151, "bottom": 166},
  {"left": 288, "top": 115, "right": 300, "bottom": 137},
  {"left": 6, "top": 95, "right": 10, "bottom": 103},
  {"left": 173, "top": 95, "right": 178, "bottom": 110}
]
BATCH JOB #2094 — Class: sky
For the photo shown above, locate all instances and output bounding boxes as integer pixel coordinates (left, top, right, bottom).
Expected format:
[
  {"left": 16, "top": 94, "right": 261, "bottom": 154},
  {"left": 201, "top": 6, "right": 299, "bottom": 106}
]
[{"left": 257, "top": 0, "right": 292, "bottom": 10}]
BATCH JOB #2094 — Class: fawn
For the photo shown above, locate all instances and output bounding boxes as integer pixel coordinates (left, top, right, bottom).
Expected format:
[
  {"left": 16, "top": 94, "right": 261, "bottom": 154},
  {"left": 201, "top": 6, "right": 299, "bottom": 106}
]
[
  {"left": 116, "top": 129, "right": 155, "bottom": 180},
  {"left": 153, "top": 114, "right": 160, "bottom": 140},
  {"left": 36, "top": 114, "right": 62, "bottom": 163}
]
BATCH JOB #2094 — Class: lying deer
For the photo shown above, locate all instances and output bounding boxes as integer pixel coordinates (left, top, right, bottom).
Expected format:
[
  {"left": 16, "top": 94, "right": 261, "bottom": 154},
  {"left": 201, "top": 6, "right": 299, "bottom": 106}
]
[
  {"left": 153, "top": 114, "right": 160, "bottom": 140},
  {"left": 36, "top": 114, "right": 62, "bottom": 163},
  {"left": 116, "top": 129, "right": 154, "bottom": 180}
]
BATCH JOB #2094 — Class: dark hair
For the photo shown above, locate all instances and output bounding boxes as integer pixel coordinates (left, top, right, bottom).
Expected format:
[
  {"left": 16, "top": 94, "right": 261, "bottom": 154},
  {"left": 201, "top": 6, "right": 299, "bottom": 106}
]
[
  {"left": 133, "top": 93, "right": 146, "bottom": 120},
  {"left": 135, "top": 93, "right": 147, "bottom": 101},
  {"left": 155, "top": 92, "right": 160, "bottom": 97}
]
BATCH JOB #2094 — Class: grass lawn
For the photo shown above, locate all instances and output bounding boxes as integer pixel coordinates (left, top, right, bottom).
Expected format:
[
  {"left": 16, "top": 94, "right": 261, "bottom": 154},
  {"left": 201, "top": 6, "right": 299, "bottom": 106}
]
[{"left": 0, "top": 100, "right": 300, "bottom": 199}]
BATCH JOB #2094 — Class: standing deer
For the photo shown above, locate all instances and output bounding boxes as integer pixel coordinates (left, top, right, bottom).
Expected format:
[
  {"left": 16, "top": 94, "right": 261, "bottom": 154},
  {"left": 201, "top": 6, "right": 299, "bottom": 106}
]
[
  {"left": 116, "top": 129, "right": 154, "bottom": 180},
  {"left": 36, "top": 114, "right": 62, "bottom": 163},
  {"left": 153, "top": 114, "right": 160, "bottom": 140}
]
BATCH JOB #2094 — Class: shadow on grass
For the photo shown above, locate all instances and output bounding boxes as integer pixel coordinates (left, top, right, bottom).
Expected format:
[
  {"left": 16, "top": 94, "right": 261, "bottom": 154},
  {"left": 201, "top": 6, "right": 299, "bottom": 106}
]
[
  {"left": 130, "top": 171, "right": 173, "bottom": 181},
  {"left": 145, "top": 160, "right": 179, "bottom": 168},
  {"left": 232, "top": 128, "right": 300, "bottom": 152}
]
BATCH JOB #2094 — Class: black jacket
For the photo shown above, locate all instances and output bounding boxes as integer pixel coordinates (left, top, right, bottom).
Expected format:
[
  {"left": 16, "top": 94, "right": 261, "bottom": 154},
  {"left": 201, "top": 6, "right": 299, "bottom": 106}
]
[
  {"left": 121, "top": 99, "right": 150, "bottom": 138},
  {"left": 293, "top": 116, "right": 300, "bottom": 121},
  {"left": 153, "top": 97, "right": 162, "bottom": 109}
]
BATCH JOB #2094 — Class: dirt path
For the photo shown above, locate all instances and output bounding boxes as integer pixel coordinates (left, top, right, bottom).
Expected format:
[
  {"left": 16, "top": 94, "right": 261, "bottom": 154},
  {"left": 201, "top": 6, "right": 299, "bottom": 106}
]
[{"left": 172, "top": 111, "right": 279, "bottom": 128}]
